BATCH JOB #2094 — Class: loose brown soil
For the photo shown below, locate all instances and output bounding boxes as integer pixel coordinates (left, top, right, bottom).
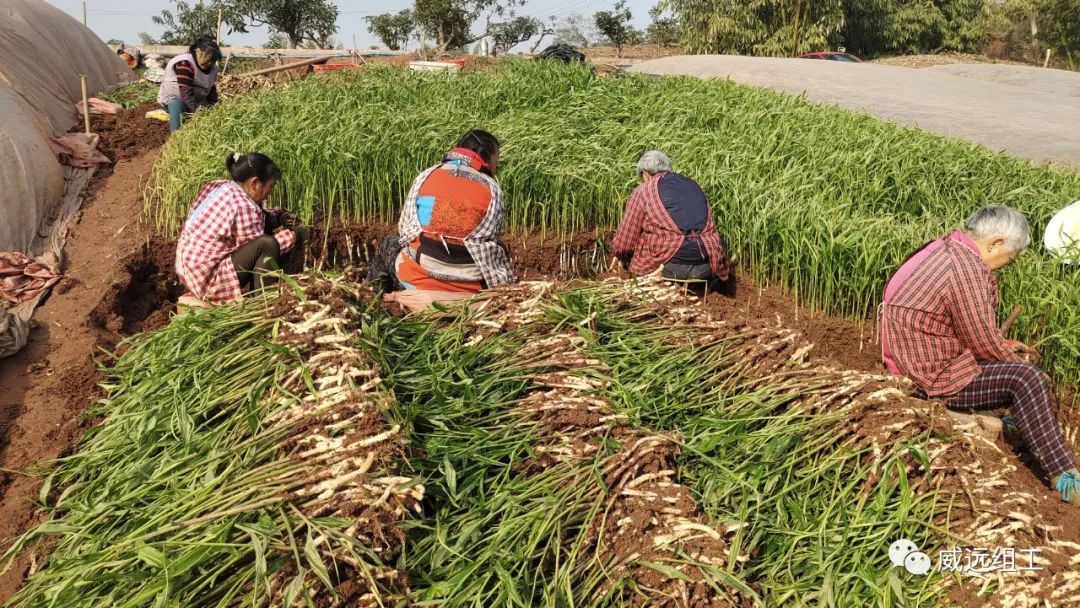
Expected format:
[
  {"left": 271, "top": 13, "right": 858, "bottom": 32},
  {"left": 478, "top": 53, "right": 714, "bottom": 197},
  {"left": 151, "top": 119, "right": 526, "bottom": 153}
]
[{"left": 92, "top": 103, "right": 170, "bottom": 164}]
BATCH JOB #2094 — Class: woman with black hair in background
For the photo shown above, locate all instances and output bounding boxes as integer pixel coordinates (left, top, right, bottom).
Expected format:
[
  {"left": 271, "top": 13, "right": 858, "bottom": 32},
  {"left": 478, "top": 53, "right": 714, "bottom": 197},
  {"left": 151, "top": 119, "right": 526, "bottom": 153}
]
[
  {"left": 158, "top": 35, "right": 223, "bottom": 132},
  {"left": 176, "top": 153, "right": 310, "bottom": 304}
]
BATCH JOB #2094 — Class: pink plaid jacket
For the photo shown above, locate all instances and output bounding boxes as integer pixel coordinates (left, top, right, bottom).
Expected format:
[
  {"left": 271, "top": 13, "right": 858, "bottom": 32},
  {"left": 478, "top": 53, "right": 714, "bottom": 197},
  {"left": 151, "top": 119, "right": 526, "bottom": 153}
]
[
  {"left": 880, "top": 230, "right": 1023, "bottom": 397},
  {"left": 175, "top": 180, "right": 295, "bottom": 303}
]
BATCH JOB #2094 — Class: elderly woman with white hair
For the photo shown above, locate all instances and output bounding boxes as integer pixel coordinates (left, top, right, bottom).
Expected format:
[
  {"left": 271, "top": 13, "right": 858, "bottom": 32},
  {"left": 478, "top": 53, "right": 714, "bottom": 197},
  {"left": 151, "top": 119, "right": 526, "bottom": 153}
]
[
  {"left": 611, "top": 151, "right": 730, "bottom": 285},
  {"left": 880, "top": 205, "right": 1078, "bottom": 504}
]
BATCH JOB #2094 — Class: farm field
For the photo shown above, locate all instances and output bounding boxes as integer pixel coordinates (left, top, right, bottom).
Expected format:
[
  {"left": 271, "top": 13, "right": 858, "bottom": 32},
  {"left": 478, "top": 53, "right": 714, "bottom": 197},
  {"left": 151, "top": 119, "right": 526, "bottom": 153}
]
[
  {"left": 3, "top": 59, "right": 1080, "bottom": 608},
  {"left": 148, "top": 61, "right": 1080, "bottom": 391}
]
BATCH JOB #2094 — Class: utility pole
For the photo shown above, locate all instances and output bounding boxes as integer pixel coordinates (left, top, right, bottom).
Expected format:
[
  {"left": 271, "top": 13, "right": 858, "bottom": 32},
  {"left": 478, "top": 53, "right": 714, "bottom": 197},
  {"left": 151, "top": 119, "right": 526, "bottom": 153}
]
[{"left": 82, "top": 2, "right": 87, "bottom": 27}]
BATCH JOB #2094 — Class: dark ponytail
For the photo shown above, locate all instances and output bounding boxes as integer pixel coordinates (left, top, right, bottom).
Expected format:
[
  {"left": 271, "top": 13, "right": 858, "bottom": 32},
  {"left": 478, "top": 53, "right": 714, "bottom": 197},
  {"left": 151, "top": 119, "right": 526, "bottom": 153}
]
[
  {"left": 226, "top": 152, "right": 281, "bottom": 183},
  {"left": 456, "top": 129, "right": 500, "bottom": 167}
]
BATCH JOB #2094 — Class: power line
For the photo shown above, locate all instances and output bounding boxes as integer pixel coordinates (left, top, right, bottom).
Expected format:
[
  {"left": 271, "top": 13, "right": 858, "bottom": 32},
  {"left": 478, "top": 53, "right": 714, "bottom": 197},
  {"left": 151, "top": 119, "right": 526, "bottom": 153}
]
[{"left": 533, "top": 0, "right": 612, "bottom": 21}]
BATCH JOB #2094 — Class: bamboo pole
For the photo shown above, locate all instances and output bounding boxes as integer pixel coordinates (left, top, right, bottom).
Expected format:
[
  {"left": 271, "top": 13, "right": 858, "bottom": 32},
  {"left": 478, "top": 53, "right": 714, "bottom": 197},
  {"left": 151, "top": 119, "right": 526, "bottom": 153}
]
[
  {"left": 80, "top": 75, "right": 91, "bottom": 135},
  {"left": 216, "top": 9, "right": 223, "bottom": 43},
  {"left": 240, "top": 54, "right": 338, "bottom": 78}
]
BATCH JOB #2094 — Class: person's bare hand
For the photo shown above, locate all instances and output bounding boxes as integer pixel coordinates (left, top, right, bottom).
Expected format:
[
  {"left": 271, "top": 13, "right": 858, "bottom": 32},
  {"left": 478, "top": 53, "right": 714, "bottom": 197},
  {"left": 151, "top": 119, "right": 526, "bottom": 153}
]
[{"left": 1007, "top": 340, "right": 1041, "bottom": 364}]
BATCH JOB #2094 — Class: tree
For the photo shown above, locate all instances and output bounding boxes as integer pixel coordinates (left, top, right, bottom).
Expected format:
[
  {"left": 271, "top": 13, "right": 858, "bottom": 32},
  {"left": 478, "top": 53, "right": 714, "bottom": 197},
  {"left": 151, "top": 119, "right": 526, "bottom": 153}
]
[
  {"left": 106, "top": 38, "right": 125, "bottom": 45},
  {"left": 264, "top": 31, "right": 288, "bottom": 48},
  {"left": 551, "top": 13, "right": 592, "bottom": 47},
  {"left": 138, "top": 32, "right": 159, "bottom": 45},
  {"left": 235, "top": 0, "right": 338, "bottom": 49},
  {"left": 151, "top": 0, "right": 245, "bottom": 46},
  {"left": 594, "top": 1, "right": 634, "bottom": 55},
  {"left": 841, "top": 0, "right": 993, "bottom": 58},
  {"left": 365, "top": 10, "right": 416, "bottom": 50},
  {"left": 660, "top": 0, "right": 844, "bottom": 56},
  {"left": 940, "top": 0, "right": 994, "bottom": 52},
  {"left": 646, "top": 5, "right": 679, "bottom": 46},
  {"left": 412, "top": 0, "right": 524, "bottom": 51},
  {"left": 1037, "top": 0, "right": 1080, "bottom": 62},
  {"left": 992, "top": 0, "right": 1080, "bottom": 63},
  {"left": 490, "top": 16, "right": 543, "bottom": 54},
  {"left": 528, "top": 16, "right": 559, "bottom": 53}
]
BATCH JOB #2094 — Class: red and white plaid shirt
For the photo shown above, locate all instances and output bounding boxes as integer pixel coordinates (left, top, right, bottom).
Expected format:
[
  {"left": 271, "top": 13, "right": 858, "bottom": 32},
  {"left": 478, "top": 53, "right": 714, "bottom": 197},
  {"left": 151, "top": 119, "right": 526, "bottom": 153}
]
[
  {"left": 880, "top": 230, "right": 1023, "bottom": 397},
  {"left": 611, "top": 172, "right": 728, "bottom": 280},
  {"left": 175, "top": 180, "right": 295, "bottom": 304}
]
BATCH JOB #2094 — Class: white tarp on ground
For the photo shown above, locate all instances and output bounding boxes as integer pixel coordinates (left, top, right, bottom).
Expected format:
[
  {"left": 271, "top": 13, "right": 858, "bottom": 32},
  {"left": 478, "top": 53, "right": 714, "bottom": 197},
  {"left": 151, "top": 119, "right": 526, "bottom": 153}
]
[
  {"left": 630, "top": 55, "right": 1080, "bottom": 168},
  {"left": 923, "top": 63, "right": 1080, "bottom": 101},
  {"left": 0, "top": 0, "right": 133, "bottom": 356}
]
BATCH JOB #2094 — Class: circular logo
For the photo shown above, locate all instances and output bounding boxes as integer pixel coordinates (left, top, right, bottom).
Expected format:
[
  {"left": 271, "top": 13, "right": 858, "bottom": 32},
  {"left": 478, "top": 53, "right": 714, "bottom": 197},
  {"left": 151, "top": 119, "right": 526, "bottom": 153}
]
[
  {"left": 905, "top": 551, "right": 932, "bottom": 576},
  {"left": 889, "top": 539, "right": 919, "bottom": 568}
]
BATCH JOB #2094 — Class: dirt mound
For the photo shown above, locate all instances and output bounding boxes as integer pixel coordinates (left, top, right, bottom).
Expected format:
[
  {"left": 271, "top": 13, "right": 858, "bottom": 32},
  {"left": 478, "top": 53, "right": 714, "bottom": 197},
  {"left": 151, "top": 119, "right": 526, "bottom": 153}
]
[
  {"left": 873, "top": 53, "right": 1031, "bottom": 68},
  {"left": 92, "top": 103, "right": 169, "bottom": 163},
  {"left": 87, "top": 239, "right": 180, "bottom": 338}
]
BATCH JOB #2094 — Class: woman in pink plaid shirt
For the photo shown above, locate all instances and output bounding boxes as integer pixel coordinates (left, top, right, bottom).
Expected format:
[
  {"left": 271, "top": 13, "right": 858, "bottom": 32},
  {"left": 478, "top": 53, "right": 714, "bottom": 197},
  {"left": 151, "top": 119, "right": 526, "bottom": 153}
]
[
  {"left": 881, "top": 206, "right": 1077, "bottom": 505},
  {"left": 175, "top": 153, "right": 308, "bottom": 304}
]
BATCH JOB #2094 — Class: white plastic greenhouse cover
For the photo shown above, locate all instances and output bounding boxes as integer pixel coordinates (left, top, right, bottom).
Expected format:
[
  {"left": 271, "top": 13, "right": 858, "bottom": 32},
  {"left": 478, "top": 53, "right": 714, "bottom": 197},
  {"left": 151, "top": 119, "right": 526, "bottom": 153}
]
[{"left": 0, "top": 0, "right": 133, "bottom": 253}]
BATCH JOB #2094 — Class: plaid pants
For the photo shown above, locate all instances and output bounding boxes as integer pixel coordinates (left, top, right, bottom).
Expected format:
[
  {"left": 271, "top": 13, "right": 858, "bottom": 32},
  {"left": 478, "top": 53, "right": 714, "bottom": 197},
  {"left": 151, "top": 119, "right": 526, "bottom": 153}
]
[{"left": 948, "top": 362, "right": 1076, "bottom": 477}]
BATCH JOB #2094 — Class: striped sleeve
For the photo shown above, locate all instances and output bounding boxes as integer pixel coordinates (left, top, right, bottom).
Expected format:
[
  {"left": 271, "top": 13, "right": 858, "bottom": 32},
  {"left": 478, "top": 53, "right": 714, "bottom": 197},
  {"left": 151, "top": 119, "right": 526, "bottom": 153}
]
[
  {"left": 946, "top": 256, "right": 1023, "bottom": 363},
  {"left": 174, "top": 59, "right": 196, "bottom": 111},
  {"left": 612, "top": 186, "right": 648, "bottom": 261}
]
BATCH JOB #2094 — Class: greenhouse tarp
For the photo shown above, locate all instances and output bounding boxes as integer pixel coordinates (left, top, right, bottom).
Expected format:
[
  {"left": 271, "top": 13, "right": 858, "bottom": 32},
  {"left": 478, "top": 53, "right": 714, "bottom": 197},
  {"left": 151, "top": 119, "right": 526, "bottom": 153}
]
[{"left": 0, "top": 0, "right": 133, "bottom": 356}]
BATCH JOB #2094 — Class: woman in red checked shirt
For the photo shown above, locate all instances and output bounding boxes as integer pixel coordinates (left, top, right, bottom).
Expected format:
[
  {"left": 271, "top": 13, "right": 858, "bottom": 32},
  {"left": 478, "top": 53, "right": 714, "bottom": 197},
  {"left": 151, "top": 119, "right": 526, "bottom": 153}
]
[
  {"left": 175, "top": 153, "right": 309, "bottom": 304},
  {"left": 881, "top": 206, "right": 1078, "bottom": 504}
]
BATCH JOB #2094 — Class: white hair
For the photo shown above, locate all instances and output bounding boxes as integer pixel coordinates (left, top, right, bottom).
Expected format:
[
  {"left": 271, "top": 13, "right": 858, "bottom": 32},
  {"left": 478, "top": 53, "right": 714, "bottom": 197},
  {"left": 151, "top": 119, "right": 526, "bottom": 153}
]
[
  {"left": 636, "top": 150, "right": 672, "bottom": 176},
  {"left": 964, "top": 205, "right": 1031, "bottom": 252}
]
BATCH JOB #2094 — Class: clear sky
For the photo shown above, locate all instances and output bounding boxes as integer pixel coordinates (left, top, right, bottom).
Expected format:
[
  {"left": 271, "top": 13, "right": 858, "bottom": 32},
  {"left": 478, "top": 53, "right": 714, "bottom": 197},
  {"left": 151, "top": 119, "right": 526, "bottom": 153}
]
[{"left": 45, "top": 0, "right": 657, "bottom": 50}]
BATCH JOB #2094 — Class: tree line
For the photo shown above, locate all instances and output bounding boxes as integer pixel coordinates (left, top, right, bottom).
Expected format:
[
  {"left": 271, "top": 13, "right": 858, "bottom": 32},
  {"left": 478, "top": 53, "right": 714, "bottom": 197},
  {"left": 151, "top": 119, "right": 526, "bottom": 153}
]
[
  {"left": 366, "top": 0, "right": 1076, "bottom": 63},
  {"left": 363, "top": 0, "right": 678, "bottom": 56},
  {"left": 139, "top": 0, "right": 1077, "bottom": 65},
  {"left": 658, "top": 0, "right": 1077, "bottom": 63}
]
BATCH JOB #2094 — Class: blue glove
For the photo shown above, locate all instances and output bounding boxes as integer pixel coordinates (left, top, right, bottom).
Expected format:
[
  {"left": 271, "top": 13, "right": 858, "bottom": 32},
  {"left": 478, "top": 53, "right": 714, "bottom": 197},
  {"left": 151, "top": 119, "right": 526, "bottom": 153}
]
[{"left": 1056, "top": 470, "right": 1077, "bottom": 503}]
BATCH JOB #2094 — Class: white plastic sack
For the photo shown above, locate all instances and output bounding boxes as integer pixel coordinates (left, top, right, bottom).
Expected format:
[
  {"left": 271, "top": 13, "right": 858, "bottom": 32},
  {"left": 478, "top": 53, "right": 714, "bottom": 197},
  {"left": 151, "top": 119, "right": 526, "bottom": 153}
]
[{"left": 1044, "top": 200, "right": 1080, "bottom": 264}]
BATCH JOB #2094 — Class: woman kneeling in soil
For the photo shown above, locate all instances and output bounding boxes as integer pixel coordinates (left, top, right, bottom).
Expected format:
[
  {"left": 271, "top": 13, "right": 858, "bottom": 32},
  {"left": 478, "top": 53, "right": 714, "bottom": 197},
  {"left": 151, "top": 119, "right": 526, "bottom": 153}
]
[
  {"left": 611, "top": 151, "right": 731, "bottom": 293},
  {"left": 176, "top": 153, "right": 309, "bottom": 305},
  {"left": 367, "top": 129, "right": 516, "bottom": 311},
  {"left": 157, "top": 36, "right": 222, "bottom": 132},
  {"left": 880, "top": 205, "right": 1078, "bottom": 504}
]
